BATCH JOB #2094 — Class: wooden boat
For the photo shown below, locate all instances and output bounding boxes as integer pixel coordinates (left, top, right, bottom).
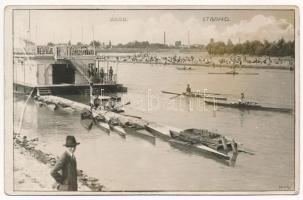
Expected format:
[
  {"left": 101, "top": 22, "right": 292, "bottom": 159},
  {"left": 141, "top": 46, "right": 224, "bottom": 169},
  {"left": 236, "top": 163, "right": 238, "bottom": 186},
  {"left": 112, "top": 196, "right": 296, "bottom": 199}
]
[
  {"left": 91, "top": 110, "right": 110, "bottom": 133},
  {"left": 108, "top": 117, "right": 126, "bottom": 137},
  {"left": 169, "top": 129, "right": 238, "bottom": 163},
  {"left": 144, "top": 122, "right": 181, "bottom": 140},
  {"left": 168, "top": 139, "right": 231, "bottom": 160},
  {"left": 205, "top": 100, "right": 292, "bottom": 113},
  {"left": 46, "top": 103, "right": 57, "bottom": 111},
  {"left": 176, "top": 66, "right": 194, "bottom": 70},
  {"left": 80, "top": 109, "right": 94, "bottom": 130},
  {"left": 95, "top": 121, "right": 110, "bottom": 133},
  {"left": 208, "top": 71, "right": 259, "bottom": 75},
  {"left": 161, "top": 91, "right": 227, "bottom": 101},
  {"left": 123, "top": 122, "right": 155, "bottom": 144},
  {"left": 57, "top": 105, "right": 75, "bottom": 114},
  {"left": 80, "top": 118, "right": 93, "bottom": 130}
]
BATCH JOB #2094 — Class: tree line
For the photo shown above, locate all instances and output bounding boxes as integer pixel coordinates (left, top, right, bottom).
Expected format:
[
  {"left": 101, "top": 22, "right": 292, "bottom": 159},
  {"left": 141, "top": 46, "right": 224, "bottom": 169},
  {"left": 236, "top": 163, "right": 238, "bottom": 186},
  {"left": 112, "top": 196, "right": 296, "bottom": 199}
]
[{"left": 206, "top": 38, "right": 295, "bottom": 57}]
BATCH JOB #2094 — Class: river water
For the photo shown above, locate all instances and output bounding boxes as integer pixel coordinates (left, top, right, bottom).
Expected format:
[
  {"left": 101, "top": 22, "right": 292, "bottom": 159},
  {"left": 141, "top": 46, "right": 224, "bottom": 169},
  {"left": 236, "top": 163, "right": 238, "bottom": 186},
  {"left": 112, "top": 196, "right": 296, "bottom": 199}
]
[{"left": 13, "top": 62, "right": 295, "bottom": 192}]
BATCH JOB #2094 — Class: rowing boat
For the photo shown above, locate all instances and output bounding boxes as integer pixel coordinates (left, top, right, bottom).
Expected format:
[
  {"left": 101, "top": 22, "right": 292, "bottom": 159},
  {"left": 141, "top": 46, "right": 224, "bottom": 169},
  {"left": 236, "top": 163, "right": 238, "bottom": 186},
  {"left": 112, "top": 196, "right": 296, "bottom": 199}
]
[
  {"left": 107, "top": 117, "right": 126, "bottom": 137},
  {"left": 169, "top": 129, "right": 238, "bottom": 163},
  {"left": 208, "top": 72, "right": 259, "bottom": 75},
  {"left": 161, "top": 91, "right": 227, "bottom": 101},
  {"left": 124, "top": 123, "right": 155, "bottom": 138},
  {"left": 144, "top": 122, "right": 181, "bottom": 139},
  {"left": 109, "top": 124, "right": 126, "bottom": 136},
  {"left": 176, "top": 66, "right": 194, "bottom": 70},
  {"left": 123, "top": 123, "right": 156, "bottom": 144},
  {"left": 96, "top": 121, "right": 110, "bottom": 133},
  {"left": 168, "top": 139, "right": 231, "bottom": 160},
  {"left": 205, "top": 100, "right": 292, "bottom": 113}
]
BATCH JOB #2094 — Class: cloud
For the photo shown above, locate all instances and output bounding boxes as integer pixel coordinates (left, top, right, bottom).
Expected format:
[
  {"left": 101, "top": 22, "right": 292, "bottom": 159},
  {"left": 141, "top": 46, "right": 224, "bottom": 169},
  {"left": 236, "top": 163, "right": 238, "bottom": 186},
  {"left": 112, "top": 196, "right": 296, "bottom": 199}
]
[
  {"left": 14, "top": 11, "right": 295, "bottom": 46},
  {"left": 96, "top": 14, "right": 294, "bottom": 45},
  {"left": 221, "top": 15, "right": 294, "bottom": 43}
]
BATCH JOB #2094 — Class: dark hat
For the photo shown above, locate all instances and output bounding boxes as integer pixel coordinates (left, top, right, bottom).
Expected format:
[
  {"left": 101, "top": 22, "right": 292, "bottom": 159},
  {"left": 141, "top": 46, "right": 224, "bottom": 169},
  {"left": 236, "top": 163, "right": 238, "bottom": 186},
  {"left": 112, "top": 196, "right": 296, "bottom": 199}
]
[{"left": 64, "top": 135, "right": 80, "bottom": 147}]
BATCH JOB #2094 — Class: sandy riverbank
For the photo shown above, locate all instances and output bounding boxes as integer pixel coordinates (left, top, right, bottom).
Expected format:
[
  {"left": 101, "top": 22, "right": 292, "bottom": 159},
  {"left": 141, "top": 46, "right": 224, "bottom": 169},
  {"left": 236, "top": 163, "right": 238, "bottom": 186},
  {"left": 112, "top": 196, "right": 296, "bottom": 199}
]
[{"left": 13, "top": 133, "right": 104, "bottom": 192}]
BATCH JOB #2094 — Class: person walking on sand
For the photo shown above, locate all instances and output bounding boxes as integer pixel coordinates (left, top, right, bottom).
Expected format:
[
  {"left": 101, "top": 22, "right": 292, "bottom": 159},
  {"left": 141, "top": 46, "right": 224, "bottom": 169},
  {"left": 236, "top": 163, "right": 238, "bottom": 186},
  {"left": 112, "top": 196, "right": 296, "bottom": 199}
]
[{"left": 51, "top": 136, "right": 80, "bottom": 191}]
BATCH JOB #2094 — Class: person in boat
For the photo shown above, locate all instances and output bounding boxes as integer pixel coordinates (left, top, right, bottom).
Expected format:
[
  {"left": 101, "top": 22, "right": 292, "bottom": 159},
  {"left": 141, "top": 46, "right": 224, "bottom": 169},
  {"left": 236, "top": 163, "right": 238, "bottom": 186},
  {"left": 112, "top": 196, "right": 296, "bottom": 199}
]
[
  {"left": 51, "top": 136, "right": 81, "bottom": 191},
  {"left": 93, "top": 94, "right": 102, "bottom": 110},
  {"left": 106, "top": 99, "right": 116, "bottom": 110},
  {"left": 238, "top": 93, "right": 245, "bottom": 104},
  {"left": 186, "top": 84, "right": 192, "bottom": 95}
]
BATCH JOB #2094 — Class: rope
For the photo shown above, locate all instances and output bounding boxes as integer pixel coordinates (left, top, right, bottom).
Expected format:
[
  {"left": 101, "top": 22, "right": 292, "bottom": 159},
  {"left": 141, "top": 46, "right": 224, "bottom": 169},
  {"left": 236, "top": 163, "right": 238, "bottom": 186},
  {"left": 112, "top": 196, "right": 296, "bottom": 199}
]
[{"left": 16, "top": 88, "right": 35, "bottom": 134}]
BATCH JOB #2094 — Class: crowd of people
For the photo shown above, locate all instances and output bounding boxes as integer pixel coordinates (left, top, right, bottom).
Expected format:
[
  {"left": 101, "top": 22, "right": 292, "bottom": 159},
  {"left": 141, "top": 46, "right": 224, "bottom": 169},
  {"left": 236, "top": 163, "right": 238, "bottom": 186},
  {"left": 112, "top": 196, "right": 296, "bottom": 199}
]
[
  {"left": 86, "top": 64, "right": 114, "bottom": 84},
  {"left": 102, "top": 53, "right": 294, "bottom": 69}
]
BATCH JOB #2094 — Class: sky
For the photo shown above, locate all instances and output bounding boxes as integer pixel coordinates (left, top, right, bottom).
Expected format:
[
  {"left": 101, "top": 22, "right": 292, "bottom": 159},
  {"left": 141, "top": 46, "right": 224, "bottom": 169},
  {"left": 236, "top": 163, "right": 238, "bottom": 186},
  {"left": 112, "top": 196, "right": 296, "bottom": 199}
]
[{"left": 13, "top": 9, "right": 295, "bottom": 47}]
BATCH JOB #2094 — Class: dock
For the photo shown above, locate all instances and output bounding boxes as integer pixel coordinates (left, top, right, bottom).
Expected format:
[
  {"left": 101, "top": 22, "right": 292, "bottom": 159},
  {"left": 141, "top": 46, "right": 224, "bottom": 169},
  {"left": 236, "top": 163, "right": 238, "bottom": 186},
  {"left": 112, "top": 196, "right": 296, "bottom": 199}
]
[{"left": 14, "top": 44, "right": 127, "bottom": 95}]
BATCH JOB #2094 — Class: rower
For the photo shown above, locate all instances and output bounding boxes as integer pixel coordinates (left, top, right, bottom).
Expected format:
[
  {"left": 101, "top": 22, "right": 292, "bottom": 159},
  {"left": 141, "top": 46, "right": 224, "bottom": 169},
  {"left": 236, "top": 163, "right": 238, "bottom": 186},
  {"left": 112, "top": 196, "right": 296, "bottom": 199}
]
[
  {"left": 186, "top": 84, "right": 192, "bottom": 95},
  {"left": 93, "top": 94, "right": 102, "bottom": 110},
  {"left": 238, "top": 93, "right": 245, "bottom": 104}
]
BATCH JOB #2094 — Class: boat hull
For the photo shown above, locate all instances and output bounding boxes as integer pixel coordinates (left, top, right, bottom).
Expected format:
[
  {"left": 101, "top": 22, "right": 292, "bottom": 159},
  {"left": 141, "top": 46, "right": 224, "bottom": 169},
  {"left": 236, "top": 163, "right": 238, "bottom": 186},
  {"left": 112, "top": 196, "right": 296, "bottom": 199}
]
[
  {"left": 145, "top": 122, "right": 181, "bottom": 140},
  {"left": 205, "top": 100, "right": 292, "bottom": 113},
  {"left": 168, "top": 139, "right": 231, "bottom": 160},
  {"left": 124, "top": 126, "right": 156, "bottom": 144},
  {"left": 95, "top": 121, "right": 110, "bottom": 133},
  {"left": 109, "top": 124, "right": 126, "bottom": 137}
]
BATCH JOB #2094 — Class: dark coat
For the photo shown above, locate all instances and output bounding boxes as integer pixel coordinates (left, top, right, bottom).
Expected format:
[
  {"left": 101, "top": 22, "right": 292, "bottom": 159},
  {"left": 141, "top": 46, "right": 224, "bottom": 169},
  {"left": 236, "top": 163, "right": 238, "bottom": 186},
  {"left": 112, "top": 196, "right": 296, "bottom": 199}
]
[{"left": 51, "top": 151, "right": 78, "bottom": 191}]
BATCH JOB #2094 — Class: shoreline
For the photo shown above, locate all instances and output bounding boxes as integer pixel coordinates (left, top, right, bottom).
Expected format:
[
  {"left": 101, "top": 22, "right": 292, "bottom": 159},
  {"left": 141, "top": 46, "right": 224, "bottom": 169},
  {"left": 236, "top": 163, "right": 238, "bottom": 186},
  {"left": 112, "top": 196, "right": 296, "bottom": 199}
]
[
  {"left": 13, "top": 133, "right": 105, "bottom": 192},
  {"left": 116, "top": 60, "right": 293, "bottom": 70}
]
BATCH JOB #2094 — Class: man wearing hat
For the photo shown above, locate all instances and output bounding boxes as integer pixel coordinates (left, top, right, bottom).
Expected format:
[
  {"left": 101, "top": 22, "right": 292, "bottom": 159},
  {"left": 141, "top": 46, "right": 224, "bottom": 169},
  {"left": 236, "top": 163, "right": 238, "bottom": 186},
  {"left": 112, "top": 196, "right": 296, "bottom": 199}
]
[{"left": 51, "top": 135, "right": 80, "bottom": 191}]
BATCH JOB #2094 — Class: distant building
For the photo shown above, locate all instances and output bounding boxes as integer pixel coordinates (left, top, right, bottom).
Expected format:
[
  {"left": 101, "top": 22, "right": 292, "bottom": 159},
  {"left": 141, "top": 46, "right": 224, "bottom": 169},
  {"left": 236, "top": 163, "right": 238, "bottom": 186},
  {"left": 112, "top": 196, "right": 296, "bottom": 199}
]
[{"left": 175, "top": 40, "right": 182, "bottom": 48}]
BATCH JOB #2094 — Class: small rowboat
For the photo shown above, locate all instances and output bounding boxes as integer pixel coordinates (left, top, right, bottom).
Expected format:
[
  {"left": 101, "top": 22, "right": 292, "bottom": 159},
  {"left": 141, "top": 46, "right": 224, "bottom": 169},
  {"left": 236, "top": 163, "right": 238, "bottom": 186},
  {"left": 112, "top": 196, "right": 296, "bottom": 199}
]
[
  {"left": 145, "top": 122, "right": 181, "bottom": 140},
  {"left": 96, "top": 121, "right": 110, "bottom": 133},
  {"left": 176, "top": 66, "right": 194, "bottom": 70},
  {"left": 91, "top": 111, "right": 110, "bottom": 133},
  {"left": 107, "top": 117, "right": 126, "bottom": 137},
  {"left": 46, "top": 103, "right": 57, "bottom": 111},
  {"left": 205, "top": 100, "right": 292, "bottom": 113},
  {"left": 168, "top": 139, "right": 231, "bottom": 160},
  {"left": 123, "top": 123, "right": 155, "bottom": 144},
  {"left": 109, "top": 124, "right": 126, "bottom": 137},
  {"left": 169, "top": 129, "right": 238, "bottom": 164},
  {"left": 208, "top": 71, "right": 259, "bottom": 75}
]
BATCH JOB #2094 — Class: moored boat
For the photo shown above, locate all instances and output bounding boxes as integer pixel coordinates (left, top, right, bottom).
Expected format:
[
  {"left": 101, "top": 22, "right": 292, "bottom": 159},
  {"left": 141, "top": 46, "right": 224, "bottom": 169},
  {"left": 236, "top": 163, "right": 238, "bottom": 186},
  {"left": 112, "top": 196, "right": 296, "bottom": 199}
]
[
  {"left": 80, "top": 109, "right": 94, "bottom": 130},
  {"left": 108, "top": 117, "right": 126, "bottom": 137},
  {"left": 145, "top": 122, "right": 181, "bottom": 139},
  {"left": 169, "top": 128, "right": 238, "bottom": 164},
  {"left": 123, "top": 122, "right": 155, "bottom": 144}
]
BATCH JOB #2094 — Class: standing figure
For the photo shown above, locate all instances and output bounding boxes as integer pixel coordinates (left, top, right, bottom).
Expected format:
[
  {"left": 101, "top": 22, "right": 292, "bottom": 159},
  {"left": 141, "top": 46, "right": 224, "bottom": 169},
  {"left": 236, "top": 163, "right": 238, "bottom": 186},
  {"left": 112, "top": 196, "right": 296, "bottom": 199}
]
[
  {"left": 100, "top": 67, "right": 104, "bottom": 84},
  {"left": 51, "top": 136, "right": 80, "bottom": 191},
  {"left": 109, "top": 66, "right": 113, "bottom": 82}
]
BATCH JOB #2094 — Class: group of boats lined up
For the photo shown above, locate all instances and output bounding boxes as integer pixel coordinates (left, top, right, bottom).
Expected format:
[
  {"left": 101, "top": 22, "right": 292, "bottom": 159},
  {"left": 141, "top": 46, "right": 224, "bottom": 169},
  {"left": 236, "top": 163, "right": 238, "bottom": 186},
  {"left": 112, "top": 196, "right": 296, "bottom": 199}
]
[{"left": 79, "top": 105, "right": 246, "bottom": 166}]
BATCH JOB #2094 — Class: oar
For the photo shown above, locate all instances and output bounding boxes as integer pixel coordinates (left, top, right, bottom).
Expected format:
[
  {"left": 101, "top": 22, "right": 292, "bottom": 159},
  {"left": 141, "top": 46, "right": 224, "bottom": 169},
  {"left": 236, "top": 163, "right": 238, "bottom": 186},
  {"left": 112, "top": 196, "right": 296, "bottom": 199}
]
[
  {"left": 169, "top": 94, "right": 182, "bottom": 99},
  {"left": 120, "top": 114, "right": 142, "bottom": 119}
]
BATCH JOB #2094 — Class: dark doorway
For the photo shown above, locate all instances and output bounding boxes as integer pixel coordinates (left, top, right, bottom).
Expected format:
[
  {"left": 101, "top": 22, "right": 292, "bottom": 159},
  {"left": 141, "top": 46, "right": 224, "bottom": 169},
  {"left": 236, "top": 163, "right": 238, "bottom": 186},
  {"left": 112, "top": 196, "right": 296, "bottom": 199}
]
[{"left": 52, "top": 64, "right": 75, "bottom": 84}]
